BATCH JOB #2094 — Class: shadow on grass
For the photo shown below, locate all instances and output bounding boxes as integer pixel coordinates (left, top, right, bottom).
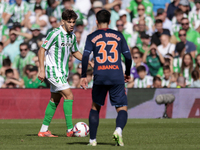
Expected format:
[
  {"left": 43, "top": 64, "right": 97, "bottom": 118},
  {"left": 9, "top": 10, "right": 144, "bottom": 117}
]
[
  {"left": 26, "top": 134, "right": 38, "bottom": 136},
  {"left": 67, "top": 142, "right": 115, "bottom": 146},
  {"left": 26, "top": 134, "right": 66, "bottom": 137}
]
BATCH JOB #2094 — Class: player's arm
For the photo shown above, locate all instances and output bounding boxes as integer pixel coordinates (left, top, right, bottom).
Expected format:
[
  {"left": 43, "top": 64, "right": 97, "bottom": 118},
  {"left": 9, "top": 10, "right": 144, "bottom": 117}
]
[
  {"left": 121, "top": 34, "right": 132, "bottom": 82},
  {"left": 80, "top": 36, "right": 93, "bottom": 90},
  {"left": 72, "top": 51, "right": 93, "bottom": 67},
  {"left": 38, "top": 47, "right": 46, "bottom": 82}
]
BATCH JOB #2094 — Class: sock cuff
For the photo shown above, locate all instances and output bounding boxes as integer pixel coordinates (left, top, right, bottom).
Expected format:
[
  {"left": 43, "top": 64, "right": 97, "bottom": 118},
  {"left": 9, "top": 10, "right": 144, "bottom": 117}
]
[
  {"left": 64, "top": 99, "right": 73, "bottom": 102},
  {"left": 118, "top": 110, "right": 127, "bottom": 113},
  {"left": 49, "top": 100, "right": 59, "bottom": 107},
  {"left": 91, "top": 109, "right": 99, "bottom": 114}
]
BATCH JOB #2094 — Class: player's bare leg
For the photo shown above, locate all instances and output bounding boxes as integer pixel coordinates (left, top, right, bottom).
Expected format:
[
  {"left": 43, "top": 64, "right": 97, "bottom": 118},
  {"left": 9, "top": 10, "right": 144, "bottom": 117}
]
[
  {"left": 38, "top": 93, "right": 62, "bottom": 137},
  {"left": 59, "top": 88, "right": 74, "bottom": 137},
  {"left": 113, "top": 106, "right": 128, "bottom": 146},
  {"left": 88, "top": 102, "right": 101, "bottom": 146}
]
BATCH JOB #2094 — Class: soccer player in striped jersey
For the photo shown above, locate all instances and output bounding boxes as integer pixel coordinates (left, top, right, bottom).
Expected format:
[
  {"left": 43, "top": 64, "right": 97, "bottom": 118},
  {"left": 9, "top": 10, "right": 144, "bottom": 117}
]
[
  {"left": 37, "top": 9, "right": 92, "bottom": 137},
  {"left": 81, "top": 10, "right": 132, "bottom": 146}
]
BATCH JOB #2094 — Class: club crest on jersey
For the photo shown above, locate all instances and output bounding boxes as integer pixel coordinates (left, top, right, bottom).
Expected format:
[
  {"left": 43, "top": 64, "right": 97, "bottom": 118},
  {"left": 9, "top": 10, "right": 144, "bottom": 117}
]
[
  {"left": 44, "top": 40, "right": 48, "bottom": 45},
  {"left": 61, "top": 43, "right": 73, "bottom": 47}
]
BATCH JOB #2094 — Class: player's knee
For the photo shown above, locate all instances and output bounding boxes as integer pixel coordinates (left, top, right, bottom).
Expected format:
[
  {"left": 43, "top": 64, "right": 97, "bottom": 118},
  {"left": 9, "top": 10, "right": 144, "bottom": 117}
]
[
  {"left": 116, "top": 106, "right": 127, "bottom": 112},
  {"left": 64, "top": 93, "right": 73, "bottom": 100}
]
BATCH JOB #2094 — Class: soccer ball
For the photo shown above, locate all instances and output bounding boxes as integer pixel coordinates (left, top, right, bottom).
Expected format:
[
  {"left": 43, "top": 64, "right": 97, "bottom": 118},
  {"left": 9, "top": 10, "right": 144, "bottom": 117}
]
[{"left": 73, "top": 122, "right": 89, "bottom": 137}]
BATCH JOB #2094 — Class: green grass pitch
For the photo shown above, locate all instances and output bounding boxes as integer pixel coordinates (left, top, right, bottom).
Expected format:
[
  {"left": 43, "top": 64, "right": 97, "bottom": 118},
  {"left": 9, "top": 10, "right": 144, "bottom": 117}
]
[{"left": 1, "top": 119, "right": 200, "bottom": 150}]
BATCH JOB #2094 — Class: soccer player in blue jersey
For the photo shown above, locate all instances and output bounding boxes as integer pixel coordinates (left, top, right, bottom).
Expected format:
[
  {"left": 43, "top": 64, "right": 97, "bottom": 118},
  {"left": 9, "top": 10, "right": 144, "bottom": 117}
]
[{"left": 80, "top": 10, "right": 132, "bottom": 146}]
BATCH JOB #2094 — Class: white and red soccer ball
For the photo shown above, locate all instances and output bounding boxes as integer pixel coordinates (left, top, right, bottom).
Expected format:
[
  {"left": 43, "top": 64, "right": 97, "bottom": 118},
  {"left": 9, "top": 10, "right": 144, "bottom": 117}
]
[{"left": 73, "top": 122, "right": 89, "bottom": 137}]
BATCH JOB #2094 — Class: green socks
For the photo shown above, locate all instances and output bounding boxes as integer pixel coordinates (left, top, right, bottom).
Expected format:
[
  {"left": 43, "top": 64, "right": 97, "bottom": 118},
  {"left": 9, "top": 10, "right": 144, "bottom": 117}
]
[
  {"left": 43, "top": 101, "right": 59, "bottom": 126},
  {"left": 63, "top": 99, "right": 73, "bottom": 130}
]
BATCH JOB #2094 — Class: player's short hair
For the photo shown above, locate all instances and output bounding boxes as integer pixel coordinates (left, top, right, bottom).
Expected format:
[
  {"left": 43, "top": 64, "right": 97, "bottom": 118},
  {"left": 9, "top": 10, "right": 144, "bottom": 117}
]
[
  {"left": 96, "top": 9, "right": 111, "bottom": 24},
  {"left": 175, "top": 8, "right": 184, "bottom": 16},
  {"left": 5, "top": 69, "right": 14, "bottom": 75},
  {"left": 62, "top": 9, "right": 78, "bottom": 21},
  {"left": 155, "top": 19, "right": 163, "bottom": 24},
  {"left": 137, "top": 65, "right": 146, "bottom": 73},
  {"left": 153, "top": 76, "right": 161, "bottom": 83},
  {"left": 163, "top": 65, "right": 170, "bottom": 71},
  {"left": 3, "top": 58, "right": 11, "bottom": 67}
]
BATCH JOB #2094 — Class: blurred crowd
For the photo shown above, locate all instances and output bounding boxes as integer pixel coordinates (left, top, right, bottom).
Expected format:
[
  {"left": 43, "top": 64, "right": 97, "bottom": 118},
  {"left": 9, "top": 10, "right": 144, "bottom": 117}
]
[{"left": 0, "top": 0, "right": 200, "bottom": 89}]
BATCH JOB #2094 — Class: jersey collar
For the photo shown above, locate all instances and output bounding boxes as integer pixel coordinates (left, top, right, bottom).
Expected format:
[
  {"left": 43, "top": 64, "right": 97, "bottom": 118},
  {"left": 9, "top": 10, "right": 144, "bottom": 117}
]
[{"left": 60, "top": 25, "right": 72, "bottom": 35}]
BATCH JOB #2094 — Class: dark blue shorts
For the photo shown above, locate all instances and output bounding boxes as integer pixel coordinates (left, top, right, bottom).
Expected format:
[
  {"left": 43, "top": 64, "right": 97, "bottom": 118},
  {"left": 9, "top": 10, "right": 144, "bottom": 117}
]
[{"left": 92, "top": 84, "right": 127, "bottom": 107}]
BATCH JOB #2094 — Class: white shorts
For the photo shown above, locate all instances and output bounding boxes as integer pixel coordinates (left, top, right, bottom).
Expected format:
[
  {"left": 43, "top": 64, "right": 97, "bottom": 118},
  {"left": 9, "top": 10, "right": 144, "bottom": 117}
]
[{"left": 47, "top": 77, "right": 70, "bottom": 93}]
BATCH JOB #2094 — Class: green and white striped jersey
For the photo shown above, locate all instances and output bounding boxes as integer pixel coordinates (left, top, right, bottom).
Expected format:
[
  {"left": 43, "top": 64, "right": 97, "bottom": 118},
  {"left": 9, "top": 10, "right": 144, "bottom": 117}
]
[
  {"left": 12, "top": 51, "right": 36, "bottom": 78},
  {"left": 0, "top": 1, "right": 9, "bottom": 23},
  {"left": 8, "top": 1, "right": 30, "bottom": 23},
  {"left": 42, "top": 26, "right": 79, "bottom": 79}
]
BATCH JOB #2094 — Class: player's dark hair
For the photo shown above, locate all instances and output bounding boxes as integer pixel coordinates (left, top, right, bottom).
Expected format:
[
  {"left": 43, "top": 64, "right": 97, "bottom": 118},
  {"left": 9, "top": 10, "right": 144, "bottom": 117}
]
[
  {"left": 0, "top": 42, "right": 3, "bottom": 47},
  {"left": 155, "top": 19, "right": 163, "bottom": 24},
  {"left": 192, "top": 70, "right": 199, "bottom": 81},
  {"left": 3, "top": 57, "right": 11, "bottom": 67},
  {"left": 153, "top": 76, "right": 161, "bottom": 83},
  {"left": 163, "top": 65, "right": 170, "bottom": 71},
  {"left": 62, "top": 9, "right": 78, "bottom": 21},
  {"left": 96, "top": 9, "right": 111, "bottom": 24},
  {"left": 137, "top": 65, "right": 146, "bottom": 73},
  {"left": 20, "top": 42, "right": 29, "bottom": 48},
  {"left": 5, "top": 68, "right": 14, "bottom": 75}
]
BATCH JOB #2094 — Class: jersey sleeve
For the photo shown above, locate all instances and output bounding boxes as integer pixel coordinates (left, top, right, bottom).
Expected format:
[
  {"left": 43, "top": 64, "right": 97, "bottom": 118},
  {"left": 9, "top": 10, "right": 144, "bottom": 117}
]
[
  {"left": 81, "top": 36, "right": 93, "bottom": 78},
  {"left": 71, "top": 35, "right": 79, "bottom": 52},
  {"left": 121, "top": 34, "right": 132, "bottom": 76},
  {"left": 41, "top": 31, "right": 57, "bottom": 50}
]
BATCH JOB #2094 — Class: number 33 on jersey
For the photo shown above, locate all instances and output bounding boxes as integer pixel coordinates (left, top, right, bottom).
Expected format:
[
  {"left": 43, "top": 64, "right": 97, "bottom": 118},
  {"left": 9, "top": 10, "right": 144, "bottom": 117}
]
[{"left": 83, "top": 28, "right": 131, "bottom": 85}]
